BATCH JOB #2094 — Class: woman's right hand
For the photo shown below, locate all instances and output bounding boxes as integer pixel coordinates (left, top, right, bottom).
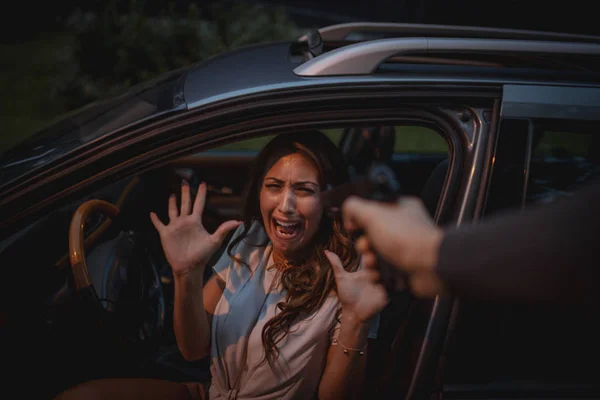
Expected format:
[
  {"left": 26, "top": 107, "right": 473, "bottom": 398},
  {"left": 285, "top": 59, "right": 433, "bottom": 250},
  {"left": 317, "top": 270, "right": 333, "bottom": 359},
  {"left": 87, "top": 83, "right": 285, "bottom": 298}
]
[{"left": 150, "top": 181, "right": 242, "bottom": 277}]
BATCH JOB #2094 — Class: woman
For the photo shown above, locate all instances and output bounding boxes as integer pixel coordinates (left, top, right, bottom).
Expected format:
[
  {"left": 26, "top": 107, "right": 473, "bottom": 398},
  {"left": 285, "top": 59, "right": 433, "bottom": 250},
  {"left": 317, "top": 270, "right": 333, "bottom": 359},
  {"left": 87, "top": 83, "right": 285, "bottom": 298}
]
[{"left": 56, "top": 131, "right": 388, "bottom": 400}]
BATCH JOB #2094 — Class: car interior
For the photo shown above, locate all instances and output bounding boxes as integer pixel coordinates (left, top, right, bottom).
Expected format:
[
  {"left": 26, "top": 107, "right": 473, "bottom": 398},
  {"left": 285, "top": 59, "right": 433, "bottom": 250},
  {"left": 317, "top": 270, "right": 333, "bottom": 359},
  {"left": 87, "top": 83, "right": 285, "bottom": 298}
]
[
  {"left": 3, "top": 115, "right": 599, "bottom": 399},
  {"left": 0, "top": 123, "right": 451, "bottom": 398}
]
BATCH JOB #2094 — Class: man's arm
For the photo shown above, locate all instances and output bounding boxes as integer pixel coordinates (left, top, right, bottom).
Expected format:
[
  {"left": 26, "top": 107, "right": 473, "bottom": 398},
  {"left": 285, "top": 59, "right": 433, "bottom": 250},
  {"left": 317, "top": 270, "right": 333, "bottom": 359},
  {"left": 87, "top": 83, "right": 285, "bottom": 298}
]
[
  {"left": 342, "top": 179, "right": 600, "bottom": 305},
  {"left": 438, "top": 180, "right": 600, "bottom": 305}
]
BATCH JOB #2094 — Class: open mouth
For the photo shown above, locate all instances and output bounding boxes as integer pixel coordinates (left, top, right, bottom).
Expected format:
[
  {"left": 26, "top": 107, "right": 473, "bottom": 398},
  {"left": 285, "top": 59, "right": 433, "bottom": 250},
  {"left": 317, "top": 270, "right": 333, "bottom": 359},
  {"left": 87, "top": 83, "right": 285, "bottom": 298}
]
[{"left": 272, "top": 218, "right": 302, "bottom": 239}]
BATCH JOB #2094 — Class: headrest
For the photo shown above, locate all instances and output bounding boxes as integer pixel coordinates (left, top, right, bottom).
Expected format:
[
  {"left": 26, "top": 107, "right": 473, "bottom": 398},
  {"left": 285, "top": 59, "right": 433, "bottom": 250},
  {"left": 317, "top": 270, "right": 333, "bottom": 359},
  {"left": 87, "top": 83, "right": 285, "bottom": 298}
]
[{"left": 340, "top": 126, "right": 396, "bottom": 175}]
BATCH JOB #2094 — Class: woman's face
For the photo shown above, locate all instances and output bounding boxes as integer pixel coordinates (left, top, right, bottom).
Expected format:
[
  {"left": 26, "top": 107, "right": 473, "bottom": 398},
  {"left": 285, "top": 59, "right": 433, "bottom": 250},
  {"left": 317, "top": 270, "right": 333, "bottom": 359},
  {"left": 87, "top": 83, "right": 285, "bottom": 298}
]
[{"left": 259, "top": 152, "right": 324, "bottom": 256}]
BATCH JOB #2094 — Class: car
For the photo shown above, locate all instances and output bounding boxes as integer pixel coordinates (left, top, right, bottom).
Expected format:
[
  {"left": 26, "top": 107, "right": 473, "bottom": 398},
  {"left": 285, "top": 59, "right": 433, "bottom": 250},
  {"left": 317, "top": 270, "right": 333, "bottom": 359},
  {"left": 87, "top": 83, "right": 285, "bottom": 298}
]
[{"left": 1, "top": 22, "right": 600, "bottom": 399}]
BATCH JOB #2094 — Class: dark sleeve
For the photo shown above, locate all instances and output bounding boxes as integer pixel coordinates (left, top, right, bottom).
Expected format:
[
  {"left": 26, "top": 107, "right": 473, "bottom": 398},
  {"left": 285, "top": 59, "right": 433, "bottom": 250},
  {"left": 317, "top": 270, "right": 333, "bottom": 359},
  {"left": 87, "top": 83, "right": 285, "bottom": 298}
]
[{"left": 436, "top": 179, "right": 600, "bottom": 305}]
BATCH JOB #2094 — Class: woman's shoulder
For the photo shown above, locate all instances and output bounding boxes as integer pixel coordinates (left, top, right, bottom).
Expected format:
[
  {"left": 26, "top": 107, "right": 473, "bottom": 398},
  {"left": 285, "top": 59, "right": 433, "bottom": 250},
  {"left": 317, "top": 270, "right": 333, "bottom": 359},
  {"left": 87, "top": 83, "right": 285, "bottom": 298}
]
[
  {"left": 224, "top": 220, "right": 272, "bottom": 273},
  {"left": 212, "top": 220, "right": 269, "bottom": 279},
  {"left": 230, "top": 219, "right": 269, "bottom": 253}
]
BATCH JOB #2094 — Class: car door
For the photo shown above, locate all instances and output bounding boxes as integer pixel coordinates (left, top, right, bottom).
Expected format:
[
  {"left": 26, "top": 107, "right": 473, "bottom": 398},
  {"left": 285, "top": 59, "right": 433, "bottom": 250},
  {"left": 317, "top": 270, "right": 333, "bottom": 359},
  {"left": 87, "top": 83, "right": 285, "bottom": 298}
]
[
  {"left": 359, "top": 100, "right": 501, "bottom": 399},
  {"left": 438, "top": 84, "right": 600, "bottom": 400},
  {"left": 0, "top": 80, "right": 498, "bottom": 399}
]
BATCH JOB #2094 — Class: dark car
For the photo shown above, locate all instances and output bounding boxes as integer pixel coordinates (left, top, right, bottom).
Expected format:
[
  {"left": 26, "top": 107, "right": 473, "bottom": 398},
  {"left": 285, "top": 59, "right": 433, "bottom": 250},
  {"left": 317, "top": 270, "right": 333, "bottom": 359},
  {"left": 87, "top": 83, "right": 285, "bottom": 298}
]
[{"left": 1, "top": 22, "right": 600, "bottom": 399}]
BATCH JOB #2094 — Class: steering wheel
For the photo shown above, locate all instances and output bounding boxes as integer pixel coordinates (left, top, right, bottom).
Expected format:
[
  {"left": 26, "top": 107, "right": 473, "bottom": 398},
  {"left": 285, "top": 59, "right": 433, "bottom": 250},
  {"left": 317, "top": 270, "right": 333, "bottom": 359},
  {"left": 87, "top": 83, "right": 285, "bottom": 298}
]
[{"left": 68, "top": 199, "right": 165, "bottom": 349}]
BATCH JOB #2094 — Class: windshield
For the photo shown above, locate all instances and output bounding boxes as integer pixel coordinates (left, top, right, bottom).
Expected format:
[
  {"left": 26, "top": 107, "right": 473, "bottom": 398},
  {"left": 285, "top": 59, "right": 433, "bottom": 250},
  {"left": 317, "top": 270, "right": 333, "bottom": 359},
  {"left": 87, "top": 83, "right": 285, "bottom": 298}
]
[{"left": 0, "top": 69, "right": 187, "bottom": 186}]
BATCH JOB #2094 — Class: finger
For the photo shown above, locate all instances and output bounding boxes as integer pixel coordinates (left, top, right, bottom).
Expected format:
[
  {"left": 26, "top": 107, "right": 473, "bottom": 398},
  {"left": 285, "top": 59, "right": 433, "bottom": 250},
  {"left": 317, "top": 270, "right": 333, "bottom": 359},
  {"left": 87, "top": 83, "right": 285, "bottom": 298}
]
[
  {"left": 361, "top": 251, "right": 378, "bottom": 271},
  {"left": 168, "top": 194, "right": 178, "bottom": 222},
  {"left": 340, "top": 196, "right": 364, "bottom": 231},
  {"left": 360, "top": 250, "right": 377, "bottom": 270},
  {"left": 341, "top": 196, "right": 377, "bottom": 232},
  {"left": 355, "top": 235, "right": 372, "bottom": 254},
  {"left": 324, "top": 250, "right": 346, "bottom": 278},
  {"left": 180, "top": 180, "right": 191, "bottom": 215},
  {"left": 192, "top": 182, "right": 207, "bottom": 218},
  {"left": 397, "top": 195, "right": 424, "bottom": 208},
  {"left": 149, "top": 212, "right": 165, "bottom": 233},
  {"left": 211, "top": 220, "right": 242, "bottom": 246}
]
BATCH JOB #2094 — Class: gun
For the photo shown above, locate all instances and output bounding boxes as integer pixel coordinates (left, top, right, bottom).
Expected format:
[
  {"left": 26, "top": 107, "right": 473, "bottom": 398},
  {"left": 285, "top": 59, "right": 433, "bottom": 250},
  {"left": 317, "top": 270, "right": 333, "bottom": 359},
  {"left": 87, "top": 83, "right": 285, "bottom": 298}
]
[{"left": 320, "top": 161, "right": 408, "bottom": 295}]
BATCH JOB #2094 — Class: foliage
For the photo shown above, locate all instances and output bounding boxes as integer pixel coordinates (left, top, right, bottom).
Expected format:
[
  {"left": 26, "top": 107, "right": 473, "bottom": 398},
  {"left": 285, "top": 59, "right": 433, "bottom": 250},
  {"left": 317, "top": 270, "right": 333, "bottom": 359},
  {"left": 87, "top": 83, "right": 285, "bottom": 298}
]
[
  {"left": 0, "top": 34, "right": 75, "bottom": 152},
  {"left": 58, "top": 0, "right": 302, "bottom": 109},
  {"left": 1, "top": 1, "right": 303, "bottom": 153}
]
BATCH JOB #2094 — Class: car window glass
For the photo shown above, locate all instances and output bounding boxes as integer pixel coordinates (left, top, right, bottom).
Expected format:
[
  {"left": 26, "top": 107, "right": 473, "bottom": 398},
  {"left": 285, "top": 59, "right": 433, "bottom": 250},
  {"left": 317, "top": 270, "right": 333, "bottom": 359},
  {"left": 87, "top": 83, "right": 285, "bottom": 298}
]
[
  {"left": 206, "top": 129, "right": 344, "bottom": 152},
  {"left": 527, "top": 124, "right": 599, "bottom": 204},
  {"left": 201, "top": 125, "right": 448, "bottom": 198},
  {"left": 393, "top": 125, "right": 447, "bottom": 154},
  {"left": 191, "top": 124, "right": 450, "bottom": 218},
  {"left": 204, "top": 126, "right": 446, "bottom": 155}
]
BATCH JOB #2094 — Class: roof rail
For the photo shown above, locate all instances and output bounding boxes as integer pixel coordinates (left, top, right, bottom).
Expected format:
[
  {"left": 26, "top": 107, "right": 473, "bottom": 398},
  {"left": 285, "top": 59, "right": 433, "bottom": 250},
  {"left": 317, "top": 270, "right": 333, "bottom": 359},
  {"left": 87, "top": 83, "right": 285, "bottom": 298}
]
[
  {"left": 293, "top": 37, "right": 600, "bottom": 76},
  {"left": 297, "top": 22, "right": 600, "bottom": 44}
]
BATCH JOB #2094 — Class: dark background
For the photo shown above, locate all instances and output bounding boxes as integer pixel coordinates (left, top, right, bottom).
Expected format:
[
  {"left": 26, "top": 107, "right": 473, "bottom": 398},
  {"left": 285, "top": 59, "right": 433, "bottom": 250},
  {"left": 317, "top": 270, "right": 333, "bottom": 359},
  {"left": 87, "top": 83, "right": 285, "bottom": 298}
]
[
  {"left": 4, "top": 0, "right": 598, "bottom": 42},
  {"left": 1, "top": 0, "right": 597, "bottom": 153}
]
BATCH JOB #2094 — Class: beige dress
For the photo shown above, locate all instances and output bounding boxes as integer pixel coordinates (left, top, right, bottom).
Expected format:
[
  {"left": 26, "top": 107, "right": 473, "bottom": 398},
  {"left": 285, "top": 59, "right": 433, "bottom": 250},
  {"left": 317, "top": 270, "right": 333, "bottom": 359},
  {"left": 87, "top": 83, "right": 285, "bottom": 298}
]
[{"left": 208, "top": 222, "right": 378, "bottom": 400}]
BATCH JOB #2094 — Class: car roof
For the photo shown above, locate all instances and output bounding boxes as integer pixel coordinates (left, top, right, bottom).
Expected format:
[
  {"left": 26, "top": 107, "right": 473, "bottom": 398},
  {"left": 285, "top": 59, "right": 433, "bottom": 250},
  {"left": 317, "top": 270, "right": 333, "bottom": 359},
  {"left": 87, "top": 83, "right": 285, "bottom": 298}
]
[
  {"left": 300, "top": 22, "right": 600, "bottom": 43},
  {"left": 183, "top": 41, "right": 305, "bottom": 108},
  {"left": 2, "top": 22, "right": 600, "bottom": 188},
  {"left": 183, "top": 22, "right": 600, "bottom": 109},
  {"left": 293, "top": 22, "right": 600, "bottom": 77}
]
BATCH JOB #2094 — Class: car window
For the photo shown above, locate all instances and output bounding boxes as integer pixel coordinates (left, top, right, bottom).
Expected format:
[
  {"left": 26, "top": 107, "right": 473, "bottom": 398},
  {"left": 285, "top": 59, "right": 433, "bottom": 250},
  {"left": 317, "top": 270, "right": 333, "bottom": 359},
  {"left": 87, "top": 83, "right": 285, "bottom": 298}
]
[
  {"left": 527, "top": 123, "right": 599, "bottom": 204},
  {"left": 206, "top": 126, "right": 446, "bottom": 155},
  {"left": 205, "top": 129, "right": 344, "bottom": 152},
  {"left": 393, "top": 125, "right": 447, "bottom": 154},
  {"left": 199, "top": 125, "right": 448, "bottom": 200}
]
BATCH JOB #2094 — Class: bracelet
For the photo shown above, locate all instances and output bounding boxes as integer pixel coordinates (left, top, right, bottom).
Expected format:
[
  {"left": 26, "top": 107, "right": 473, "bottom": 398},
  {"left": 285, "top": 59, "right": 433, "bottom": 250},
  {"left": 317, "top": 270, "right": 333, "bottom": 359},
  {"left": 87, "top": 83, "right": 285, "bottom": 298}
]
[{"left": 332, "top": 338, "right": 367, "bottom": 356}]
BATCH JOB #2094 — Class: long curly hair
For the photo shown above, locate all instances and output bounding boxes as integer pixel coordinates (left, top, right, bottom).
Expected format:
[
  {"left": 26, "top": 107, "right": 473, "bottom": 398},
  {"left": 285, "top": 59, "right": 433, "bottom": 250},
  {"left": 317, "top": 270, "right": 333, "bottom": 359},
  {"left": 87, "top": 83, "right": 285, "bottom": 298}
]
[{"left": 226, "top": 131, "right": 359, "bottom": 368}]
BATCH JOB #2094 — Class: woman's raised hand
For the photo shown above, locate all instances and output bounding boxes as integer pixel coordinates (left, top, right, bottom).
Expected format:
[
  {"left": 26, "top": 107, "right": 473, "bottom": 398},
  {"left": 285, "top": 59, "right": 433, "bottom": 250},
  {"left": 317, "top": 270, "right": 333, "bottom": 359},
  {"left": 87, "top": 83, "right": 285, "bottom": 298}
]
[{"left": 150, "top": 181, "right": 241, "bottom": 276}]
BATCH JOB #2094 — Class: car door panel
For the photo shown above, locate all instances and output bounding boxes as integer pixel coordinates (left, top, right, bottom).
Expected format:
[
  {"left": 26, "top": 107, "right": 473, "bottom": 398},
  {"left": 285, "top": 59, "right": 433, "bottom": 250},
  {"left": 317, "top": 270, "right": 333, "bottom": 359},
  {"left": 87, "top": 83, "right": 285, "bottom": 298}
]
[{"left": 439, "top": 85, "right": 600, "bottom": 400}]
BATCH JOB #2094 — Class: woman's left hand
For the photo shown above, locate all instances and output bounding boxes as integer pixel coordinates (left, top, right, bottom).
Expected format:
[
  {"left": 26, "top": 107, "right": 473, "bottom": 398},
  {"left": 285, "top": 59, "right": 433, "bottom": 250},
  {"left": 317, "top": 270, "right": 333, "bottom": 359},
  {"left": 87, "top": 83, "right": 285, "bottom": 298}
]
[{"left": 325, "top": 250, "right": 389, "bottom": 323}]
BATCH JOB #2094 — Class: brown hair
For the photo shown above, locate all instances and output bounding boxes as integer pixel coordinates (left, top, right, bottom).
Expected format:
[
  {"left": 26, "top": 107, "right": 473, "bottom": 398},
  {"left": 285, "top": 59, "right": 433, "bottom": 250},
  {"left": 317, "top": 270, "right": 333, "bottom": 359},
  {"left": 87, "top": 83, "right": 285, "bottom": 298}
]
[{"left": 226, "top": 131, "right": 359, "bottom": 368}]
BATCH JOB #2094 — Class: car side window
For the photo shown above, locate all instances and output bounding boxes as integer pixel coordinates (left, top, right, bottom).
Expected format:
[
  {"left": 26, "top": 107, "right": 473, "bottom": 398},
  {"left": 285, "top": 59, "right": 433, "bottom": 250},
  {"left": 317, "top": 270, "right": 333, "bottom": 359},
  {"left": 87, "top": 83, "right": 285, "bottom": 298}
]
[
  {"left": 207, "top": 126, "right": 446, "bottom": 154},
  {"left": 207, "top": 130, "right": 344, "bottom": 152},
  {"left": 204, "top": 125, "right": 448, "bottom": 198},
  {"left": 393, "top": 125, "right": 447, "bottom": 154},
  {"left": 527, "top": 122, "right": 599, "bottom": 204}
]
